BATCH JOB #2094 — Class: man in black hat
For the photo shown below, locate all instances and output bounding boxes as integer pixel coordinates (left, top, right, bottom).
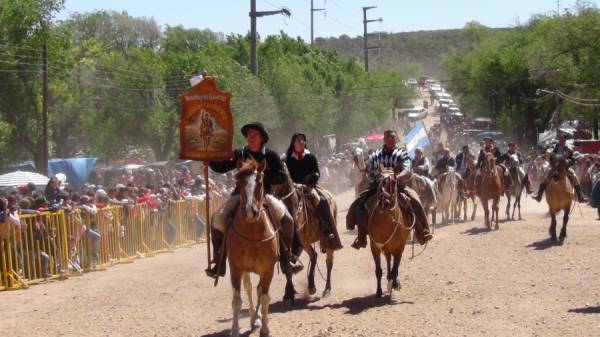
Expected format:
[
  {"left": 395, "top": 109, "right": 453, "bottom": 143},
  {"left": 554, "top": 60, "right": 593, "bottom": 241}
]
[
  {"left": 475, "top": 136, "right": 512, "bottom": 193},
  {"left": 206, "top": 122, "right": 303, "bottom": 278},
  {"left": 498, "top": 141, "right": 533, "bottom": 194},
  {"left": 534, "top": 133, "right": 586, "bottom": 202}
]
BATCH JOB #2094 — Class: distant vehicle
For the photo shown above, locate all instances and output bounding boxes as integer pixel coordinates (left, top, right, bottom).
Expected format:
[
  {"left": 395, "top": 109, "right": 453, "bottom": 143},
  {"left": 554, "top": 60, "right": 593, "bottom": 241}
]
[
  {"left": 406, "top": 78, "right": 418, "bottom": 86},
  {"left": 407, "top": 107, "right": 428, "bottom": 120},
  {"left": 473, "top": 117, "right": 494, "bottom": 130}
]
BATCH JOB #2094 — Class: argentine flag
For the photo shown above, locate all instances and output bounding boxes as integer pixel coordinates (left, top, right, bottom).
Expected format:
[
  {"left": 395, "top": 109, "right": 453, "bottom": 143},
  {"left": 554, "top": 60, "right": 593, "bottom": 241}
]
[{"left": 404, "top": 121, "right": 430, "bottom": 156}]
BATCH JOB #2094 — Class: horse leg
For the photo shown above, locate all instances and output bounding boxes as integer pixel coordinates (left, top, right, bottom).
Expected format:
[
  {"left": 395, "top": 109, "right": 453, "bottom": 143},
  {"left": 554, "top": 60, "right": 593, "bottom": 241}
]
[
  {"left": 242, "top": 272, "right": 258, "bottom": 329},
  {"left": 505, "top": 195, "right": 511, "bottom": 221},
  {"left": 549, "top": 213, "right": 557, "bottom": 242},
  {"left": 493, "top": 197, "right": 500, "bottom": 230},
  {"left": 230, "top": 269, "right": 243, "bottom": 337},
  {"left": 371, "top": 245, "right": 384, "bottom": 298},
  {"left": 559, "top": 207, "right": 569, "bottom": 244},
  {"left": 304, "top": 244, "right": 318, "bottom": 296},
  {"left": 463, "top": 198, "right": 467, "bottom": 222},
  {"left": 384, "top": 252, "right": 394, "bottom": 298},
  {"left": 482, "top": 199, "right": 490, "bottom": 229},
  {"left": 471, "top": 197, "right": 477, "bottom": 221},
  {"left": 258, "top": 268, "right": 274, "bottom": 337},
  {"left": 283, "top": 271, "right": 296, "bottom": 303},
  {"left": 323, "top": 249, "right": 334, "bottom": 298},
  {"left": 391, "top": 251, "right": 402, "bottom": 292}
]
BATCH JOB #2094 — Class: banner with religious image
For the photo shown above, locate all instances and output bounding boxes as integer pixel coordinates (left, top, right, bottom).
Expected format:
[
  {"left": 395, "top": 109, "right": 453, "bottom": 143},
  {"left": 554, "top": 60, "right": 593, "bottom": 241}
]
[{"left": 179, "top": 76, "right": 233, "bottom": 161}]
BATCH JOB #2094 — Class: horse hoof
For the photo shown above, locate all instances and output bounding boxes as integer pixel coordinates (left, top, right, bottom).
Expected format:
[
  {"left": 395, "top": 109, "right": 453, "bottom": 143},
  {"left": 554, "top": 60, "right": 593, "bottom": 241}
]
[
  {"left": 253, "top": 318, "right": 262, "bottom": 330},
  {"left": 494, "top": 224, "right": 499, "bottom": 230},
  {"left": 376, "top": 290, "right": 384, "bottom": 299},
  {"left": 308, "top": 287, "right": 317, "bottom": 295},
  {"left": 550, "top": 235, "right": 558, "bottom": 242},
  {"left": 283, "top": 293, "right": 295, "bottom": 303},
  {"left": 392, "top": 279, "right": 401, "bottom": 290},
  {"left": 259, "top": 327, "right": 270, "bottom": 337},
  {"left": 231, "top": 329, "right": 240, "bottom": 337},
  {"left": 322, "top": 289, "right": 331, "bottom": 298}
]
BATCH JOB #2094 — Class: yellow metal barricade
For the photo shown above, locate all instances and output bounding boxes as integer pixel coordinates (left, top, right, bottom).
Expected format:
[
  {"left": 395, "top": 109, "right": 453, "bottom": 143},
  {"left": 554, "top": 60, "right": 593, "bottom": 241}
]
[{"left": 2, "top": 192, "right": 227, "bottom": 291}]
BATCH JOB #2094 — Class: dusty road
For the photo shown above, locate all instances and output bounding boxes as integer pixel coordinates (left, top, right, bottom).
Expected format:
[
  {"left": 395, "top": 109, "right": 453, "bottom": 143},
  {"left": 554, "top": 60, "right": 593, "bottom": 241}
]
[{"left": 2, "top": 191, "right": 600, "bottom": 337}]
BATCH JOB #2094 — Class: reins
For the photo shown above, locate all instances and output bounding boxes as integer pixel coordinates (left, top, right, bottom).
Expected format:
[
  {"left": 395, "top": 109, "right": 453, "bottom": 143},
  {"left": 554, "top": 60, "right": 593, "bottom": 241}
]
[{"left": 230, "top": 208, "right": 279, "bottom": 244}]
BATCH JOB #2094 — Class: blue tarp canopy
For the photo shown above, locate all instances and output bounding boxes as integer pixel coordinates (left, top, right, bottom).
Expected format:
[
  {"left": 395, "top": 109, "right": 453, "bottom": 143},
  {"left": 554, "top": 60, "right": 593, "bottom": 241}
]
[{"left": 48, "top": 157, "right": 97, "bottom": 191}]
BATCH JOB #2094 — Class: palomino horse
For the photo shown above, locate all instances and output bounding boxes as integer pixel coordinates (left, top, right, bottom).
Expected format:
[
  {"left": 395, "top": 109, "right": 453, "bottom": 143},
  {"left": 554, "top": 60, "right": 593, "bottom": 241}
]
[
  {"left": 545, "top": 154, "right": 573, "bottom": 243},
  {"left": 275, "top": 164, "right": 341, "bottom": 301},
  {"left": 505, "top": 154, "right": 525, "bottom": 220},
  {"left": 457, "top": 162, "right": 477, "bottom": 222},
  {"left": 437, "top": 167, "right": 459, "bottom": 225},
  {"left": 479, "top": 153, "right": 503, "bottom": 230},
  {"left": 367, "top": 166, "right": 413, "bottom": 299},
  {"left": 407, "top": 173, "right": 438, "bottom": 229},
  {"left": 228, "top": 159, "right": 278, "bottom": 337}
]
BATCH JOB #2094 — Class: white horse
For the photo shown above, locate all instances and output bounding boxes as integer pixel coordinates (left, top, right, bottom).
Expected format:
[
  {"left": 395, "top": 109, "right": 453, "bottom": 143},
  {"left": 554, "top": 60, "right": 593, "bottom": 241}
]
[
  {"left": 505, "top": 154, "right": 525, "bottom": 220},
  {"left": 352, "top": 147, "right": 370, "bottom": 198},
  {"left": 526, "top": 157, "right": 549, "bottom": 193},
  {"left": 407, "top": 173, "right": 438, "bottom": 228},
  {"left": 437, "top": 167, "right": 459, "bottom": 225}
]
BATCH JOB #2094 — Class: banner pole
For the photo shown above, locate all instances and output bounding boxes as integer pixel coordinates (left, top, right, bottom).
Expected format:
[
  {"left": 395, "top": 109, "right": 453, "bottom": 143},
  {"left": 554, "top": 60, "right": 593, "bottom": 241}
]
[{"left": 204, "top": 162, "right": 211, "bottom": 270}]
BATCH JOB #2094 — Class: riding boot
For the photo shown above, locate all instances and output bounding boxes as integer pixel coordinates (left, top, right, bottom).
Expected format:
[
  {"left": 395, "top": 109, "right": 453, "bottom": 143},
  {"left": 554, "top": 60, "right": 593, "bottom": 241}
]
[
  {"left": 280, "top": 234, "right": 304, "bottom": 275},
  {"left": 317, "top": 196, "right": 335, "bottom": 239},
  {"left": 205, "top": 228, "right": 226, "bottom": 279},
  {"left": 533, "top": 183, "right": 546, "bottom": 202},
  {"left": 574, "top": 184, "right": 587, "bottom": 202},
  {"left": 409, "top": 198, "right": 433, "bottom": 245},
  {"left": 351, "top": 203, "right": 368, "bottom": 250},
  {"left": 522, "top": 174, "right": 533, "bottom": 194}
]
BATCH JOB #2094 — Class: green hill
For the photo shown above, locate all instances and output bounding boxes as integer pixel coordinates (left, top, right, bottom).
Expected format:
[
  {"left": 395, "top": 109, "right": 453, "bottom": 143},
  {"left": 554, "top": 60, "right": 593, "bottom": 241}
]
[{"left": 314, "top": 28, "right": 507, "bottom": 78}]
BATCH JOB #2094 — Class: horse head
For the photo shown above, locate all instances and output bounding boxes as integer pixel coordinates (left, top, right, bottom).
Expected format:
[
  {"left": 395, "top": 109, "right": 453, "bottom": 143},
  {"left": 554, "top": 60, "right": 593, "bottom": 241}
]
[
  {"left": 484, "top": 153, "right": 497, "bottom": 177},
  {"left": 236, "top": 158, "right": 266, "bottom": 222},
  {"left": 376, "top": 165, "right": 397, "bottom": 211},
  {"left": 550, "top": 154, "right": 568, "bottom": 182}
]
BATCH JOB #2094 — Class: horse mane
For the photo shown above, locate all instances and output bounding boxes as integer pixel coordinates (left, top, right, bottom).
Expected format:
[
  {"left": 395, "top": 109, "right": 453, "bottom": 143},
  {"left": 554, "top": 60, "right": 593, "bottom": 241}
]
[{"left": 235, "top": 159, "right": 258, "bottom": 181}]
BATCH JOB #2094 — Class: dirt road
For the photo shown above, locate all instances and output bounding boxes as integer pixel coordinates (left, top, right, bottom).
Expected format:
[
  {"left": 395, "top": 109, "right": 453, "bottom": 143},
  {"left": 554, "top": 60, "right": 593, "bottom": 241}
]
[{"left": 2, "top": 191, "right": 600, "bottom": 337}]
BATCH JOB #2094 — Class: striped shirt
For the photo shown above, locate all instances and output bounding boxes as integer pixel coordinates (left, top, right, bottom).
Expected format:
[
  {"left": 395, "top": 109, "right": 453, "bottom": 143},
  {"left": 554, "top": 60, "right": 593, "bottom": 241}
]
[{"left": 365, "top": 145, "right": 411, "bottom": 177}]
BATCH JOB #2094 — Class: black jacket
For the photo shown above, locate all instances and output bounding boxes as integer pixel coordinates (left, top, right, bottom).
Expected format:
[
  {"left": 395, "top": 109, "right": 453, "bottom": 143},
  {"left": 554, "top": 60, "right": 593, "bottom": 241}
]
[
  {"left": 476, "top": 146, "right": 501, "bottom": 169},
  {"left": 285, "top": 150, "right": 320, "bottom": 185},
  {"left": 209, "top": 146, "right": 286, "bottom": 193}
]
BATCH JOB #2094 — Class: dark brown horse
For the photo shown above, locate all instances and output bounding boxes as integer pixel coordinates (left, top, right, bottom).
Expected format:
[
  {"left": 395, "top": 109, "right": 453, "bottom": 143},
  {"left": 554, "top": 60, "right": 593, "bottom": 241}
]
[
  {"left": 228, "top": 159, "right": 278, "bottom": 337},
  {"left": 274, "top": 164, "right": 341, "bottom": 301},
  {"left": 457, "top": 161, "right": 478, "bottom": 222},
  {"left": 367, "top": 166, "right": 413, "bottom": 299}
]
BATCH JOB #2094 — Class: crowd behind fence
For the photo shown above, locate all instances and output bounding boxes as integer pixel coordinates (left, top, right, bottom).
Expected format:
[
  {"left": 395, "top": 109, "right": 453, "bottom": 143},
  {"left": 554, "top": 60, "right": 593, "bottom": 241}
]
[{"left": 0, "top": 197, "right": 222, "bottom": 291}]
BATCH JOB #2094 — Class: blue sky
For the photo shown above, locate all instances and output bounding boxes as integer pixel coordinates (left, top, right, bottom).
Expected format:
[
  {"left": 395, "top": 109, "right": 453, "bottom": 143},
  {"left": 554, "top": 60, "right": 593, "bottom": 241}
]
[{"left": 56, "top": 0, "right": 595, "bottom": 40}]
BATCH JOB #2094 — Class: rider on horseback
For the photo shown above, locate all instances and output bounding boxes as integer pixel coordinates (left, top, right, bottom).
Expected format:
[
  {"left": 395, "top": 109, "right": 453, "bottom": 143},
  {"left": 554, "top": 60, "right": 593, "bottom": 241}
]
[
  {"left": 476, "top": 136, "right": 512, "bottom": 193},
  {"left": 498, "top": 141, "right": 533, "bottom": 194},
  {"left": 533, "top": 133, "right": 587, "bottom": 202},
  {"left": 433, "top": 148, "right": 456, "bottom": 176},
  {"left": 347, "top": 129, "right": 433, "bottom": 249},
  {"left": 284, "top": 133, "right": 337, "bottom": 241},
  {"left": 412, "top": 147, "right": 431, "bottom": 177},
  {"left": 205, "top": 122, "right": 303, "bottom": 279}
]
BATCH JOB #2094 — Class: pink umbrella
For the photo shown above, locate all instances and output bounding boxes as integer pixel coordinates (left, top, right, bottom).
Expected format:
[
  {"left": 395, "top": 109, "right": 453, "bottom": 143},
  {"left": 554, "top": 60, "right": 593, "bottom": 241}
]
[{"left": 365, "top": 132, "right": 384, "bottom": 141}]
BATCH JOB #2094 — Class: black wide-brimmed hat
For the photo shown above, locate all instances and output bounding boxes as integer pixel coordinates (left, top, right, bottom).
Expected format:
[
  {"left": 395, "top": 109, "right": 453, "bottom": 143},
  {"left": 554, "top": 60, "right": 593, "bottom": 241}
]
[{"left": 241, "top": 122, "right": 269, "bottom": 143}]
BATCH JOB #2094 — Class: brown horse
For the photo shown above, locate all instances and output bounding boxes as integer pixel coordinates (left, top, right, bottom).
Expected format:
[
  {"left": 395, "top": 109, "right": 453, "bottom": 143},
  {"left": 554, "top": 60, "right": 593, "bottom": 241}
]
[
  {"left": 457, "top": 160, "right": 478, "bottom": 222},
  {"left": 228, "top": 159, "right": 278, "bottom": 337},
  {"left": 545, "top": 154, "right": 573, "bottom": 243},
  {"left": 479, "top": 154, "right": 503, "bottom": 230},
  {"left": 367, "top": 167, "right": 413, "bottom": 299},
  {"left": 275, "top": 164, "right": 341, "bottom": 301}
]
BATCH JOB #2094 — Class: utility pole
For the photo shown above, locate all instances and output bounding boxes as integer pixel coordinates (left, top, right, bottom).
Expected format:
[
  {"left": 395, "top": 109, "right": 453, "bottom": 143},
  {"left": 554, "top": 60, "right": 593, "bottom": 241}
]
[
  {"left": 363, "top": 6, "right": 382, "bottom": 72},
  {"left": 42, "top": 41, "right": 49, "bottom": 175},
  {"left": 249, "top": 0, "right": 291, "bottom": 75},
  {"left": 310, "top": 0, "right": 325, "bottom": 48},
  {"left": 557, "top": 0, "right": 560, "bottom": 15}
]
